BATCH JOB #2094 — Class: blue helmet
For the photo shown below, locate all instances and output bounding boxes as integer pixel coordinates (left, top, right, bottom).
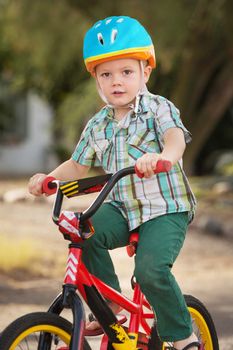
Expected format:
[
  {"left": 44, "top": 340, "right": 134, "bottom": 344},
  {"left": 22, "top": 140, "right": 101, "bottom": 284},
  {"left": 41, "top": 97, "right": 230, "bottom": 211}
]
[{"left": 83, "top": 16, "right": 156, "bottom": 75}]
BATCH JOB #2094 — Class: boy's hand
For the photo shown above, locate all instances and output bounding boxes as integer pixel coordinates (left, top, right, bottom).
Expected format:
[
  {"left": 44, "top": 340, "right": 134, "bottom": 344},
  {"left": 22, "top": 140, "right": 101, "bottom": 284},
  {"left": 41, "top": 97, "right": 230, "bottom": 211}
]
[
  {"left": 28, "top": 173, "right": 47, "bottom": 196},
  {"left": 136, "top": 153, "right": 161, "bottom": 178}
]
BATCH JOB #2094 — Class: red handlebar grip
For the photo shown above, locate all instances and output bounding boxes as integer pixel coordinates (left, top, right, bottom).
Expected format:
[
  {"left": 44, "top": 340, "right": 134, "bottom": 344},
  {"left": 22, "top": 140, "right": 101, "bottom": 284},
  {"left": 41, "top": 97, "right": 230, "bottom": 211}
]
[
  {"left": 42, "top": 176, "right": 57, "bottom": 195},
  {"left": 156, "top": 159, "right": 172, "bottom": 173},
  {"left": 134, "top": 166, "right": 144, "bottom": 179},
  {"left": 135, "top": 159, "right": 172, "bottom": 178}
]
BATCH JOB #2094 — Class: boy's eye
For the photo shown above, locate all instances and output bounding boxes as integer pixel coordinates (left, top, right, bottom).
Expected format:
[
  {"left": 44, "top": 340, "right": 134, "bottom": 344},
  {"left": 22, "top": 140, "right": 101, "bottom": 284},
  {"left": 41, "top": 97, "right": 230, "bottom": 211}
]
[
  {"left": 101, "top": 72, "right": 110, "bottom": 77},
  {"left": 123, "top": 69, "right": 133, "bottom": 75}
]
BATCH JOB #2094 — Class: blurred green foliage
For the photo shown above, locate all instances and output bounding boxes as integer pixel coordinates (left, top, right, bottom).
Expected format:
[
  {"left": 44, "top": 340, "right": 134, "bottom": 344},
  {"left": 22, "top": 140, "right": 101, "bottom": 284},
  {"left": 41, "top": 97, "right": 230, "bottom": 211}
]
[{"left": 0, "top": 0, "right": 232, "bottom": 173}]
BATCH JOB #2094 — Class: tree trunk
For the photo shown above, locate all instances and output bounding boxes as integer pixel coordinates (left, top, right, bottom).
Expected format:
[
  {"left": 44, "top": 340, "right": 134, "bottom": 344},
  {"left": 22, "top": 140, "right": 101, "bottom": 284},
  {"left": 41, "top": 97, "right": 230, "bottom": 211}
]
[{"left": 183, "top": 62, "right": 233, "bottom": 174}]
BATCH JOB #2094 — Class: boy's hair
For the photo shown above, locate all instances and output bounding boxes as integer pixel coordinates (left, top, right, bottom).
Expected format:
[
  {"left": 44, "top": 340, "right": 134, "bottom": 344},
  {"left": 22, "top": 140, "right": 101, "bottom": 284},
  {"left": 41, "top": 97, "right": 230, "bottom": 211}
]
[{"left": 83, "top": 16, "right": 156, "bottom": 75}]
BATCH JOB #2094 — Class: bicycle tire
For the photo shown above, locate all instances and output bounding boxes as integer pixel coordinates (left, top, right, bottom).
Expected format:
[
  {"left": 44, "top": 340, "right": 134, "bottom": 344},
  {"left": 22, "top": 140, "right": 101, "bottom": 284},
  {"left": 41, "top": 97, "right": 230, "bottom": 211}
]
[
  {"left": 148, "top": 294, "right": 219, "bottom": 350},
  {"left": 184, "top": 294, "right": 219, "bottom": 350},
  {"left": 0, "top": 311, "right": 92, "bottom": 350}
]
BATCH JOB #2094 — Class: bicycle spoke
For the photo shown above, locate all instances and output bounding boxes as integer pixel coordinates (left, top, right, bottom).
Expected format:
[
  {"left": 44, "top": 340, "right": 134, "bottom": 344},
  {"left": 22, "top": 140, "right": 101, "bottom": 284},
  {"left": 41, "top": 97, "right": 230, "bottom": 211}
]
[{"left": 11, "top": 331, "right": 66, "bottom": 349}]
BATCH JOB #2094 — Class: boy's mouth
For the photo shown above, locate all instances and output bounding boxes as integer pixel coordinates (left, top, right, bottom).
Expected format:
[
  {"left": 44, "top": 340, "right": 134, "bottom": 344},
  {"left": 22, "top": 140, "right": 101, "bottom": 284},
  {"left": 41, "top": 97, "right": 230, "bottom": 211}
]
[{"left": 112, "top": 91, "right": 125, "bottom": 96}]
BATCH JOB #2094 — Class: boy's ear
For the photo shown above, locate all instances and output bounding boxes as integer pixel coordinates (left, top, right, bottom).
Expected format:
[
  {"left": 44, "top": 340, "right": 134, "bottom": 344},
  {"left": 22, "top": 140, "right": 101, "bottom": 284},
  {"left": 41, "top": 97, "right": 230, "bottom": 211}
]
[{"left": 144, "top": 65, "right": 152, "bottom": 83}]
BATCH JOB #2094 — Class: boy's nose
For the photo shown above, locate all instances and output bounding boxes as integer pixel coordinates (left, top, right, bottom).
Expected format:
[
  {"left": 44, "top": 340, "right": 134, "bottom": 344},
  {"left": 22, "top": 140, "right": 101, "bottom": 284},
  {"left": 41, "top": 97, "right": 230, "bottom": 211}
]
[{"left": 112, "top": 74, "right": 122, "bottom": 85}]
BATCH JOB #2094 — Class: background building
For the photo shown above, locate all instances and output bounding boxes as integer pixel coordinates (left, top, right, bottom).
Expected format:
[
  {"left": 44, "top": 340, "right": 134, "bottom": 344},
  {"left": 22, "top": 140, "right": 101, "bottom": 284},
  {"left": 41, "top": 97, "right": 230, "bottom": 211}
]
[{"left": 0, "top": 92, "right": 57, "bottom": 177}]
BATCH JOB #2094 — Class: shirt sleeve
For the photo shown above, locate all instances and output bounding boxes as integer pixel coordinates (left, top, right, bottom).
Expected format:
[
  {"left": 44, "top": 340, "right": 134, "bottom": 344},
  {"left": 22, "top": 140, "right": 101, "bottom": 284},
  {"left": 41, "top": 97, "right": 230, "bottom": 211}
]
[
  {"left": 71, "top": 120, "right": 101, "bottom": 167},
  {"left": 155, "top": 97, "right": 192, "bottom": 144}
]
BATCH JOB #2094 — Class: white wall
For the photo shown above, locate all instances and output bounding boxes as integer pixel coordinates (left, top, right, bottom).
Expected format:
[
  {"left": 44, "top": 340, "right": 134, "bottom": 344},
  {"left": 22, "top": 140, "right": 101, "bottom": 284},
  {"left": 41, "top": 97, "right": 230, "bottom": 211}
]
[{"left": 0, "top": 92, "right": 58, "bottom": 177}]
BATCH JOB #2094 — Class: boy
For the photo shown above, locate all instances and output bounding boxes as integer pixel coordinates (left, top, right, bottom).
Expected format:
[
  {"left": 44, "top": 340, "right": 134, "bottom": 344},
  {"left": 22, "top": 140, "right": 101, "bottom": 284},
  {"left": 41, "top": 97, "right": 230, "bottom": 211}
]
[{"left": 29, "top": 16, "right": 199, "bottom": 350}]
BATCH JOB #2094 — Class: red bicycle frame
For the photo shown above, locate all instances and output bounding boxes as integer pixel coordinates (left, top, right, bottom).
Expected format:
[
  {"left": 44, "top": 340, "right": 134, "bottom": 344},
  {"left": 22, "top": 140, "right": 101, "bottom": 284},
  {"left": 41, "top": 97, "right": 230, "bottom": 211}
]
[{"left": 61, "top": 238, "right": 155, "bottom": 349}]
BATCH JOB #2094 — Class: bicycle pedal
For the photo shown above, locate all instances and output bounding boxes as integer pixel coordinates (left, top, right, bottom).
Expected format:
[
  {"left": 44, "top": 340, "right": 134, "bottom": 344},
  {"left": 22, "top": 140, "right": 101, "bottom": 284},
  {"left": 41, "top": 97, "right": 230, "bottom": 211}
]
[{"left": 84, "top": 314, "right": 127, "bottom": 337}]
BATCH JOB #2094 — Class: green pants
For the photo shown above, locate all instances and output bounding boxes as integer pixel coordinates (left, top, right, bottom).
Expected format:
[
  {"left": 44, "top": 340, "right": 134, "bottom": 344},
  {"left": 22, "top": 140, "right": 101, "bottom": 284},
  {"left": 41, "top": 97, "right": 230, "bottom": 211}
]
[{"left": 82, "top": 203, "right": 192, "bottom": 341}]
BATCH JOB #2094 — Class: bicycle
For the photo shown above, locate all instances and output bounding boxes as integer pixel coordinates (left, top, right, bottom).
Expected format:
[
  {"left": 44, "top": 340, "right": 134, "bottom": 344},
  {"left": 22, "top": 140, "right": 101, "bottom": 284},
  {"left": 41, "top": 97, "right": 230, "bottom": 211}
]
[{"left": 0, "top": 160, "right": 219, "bottom": 350}]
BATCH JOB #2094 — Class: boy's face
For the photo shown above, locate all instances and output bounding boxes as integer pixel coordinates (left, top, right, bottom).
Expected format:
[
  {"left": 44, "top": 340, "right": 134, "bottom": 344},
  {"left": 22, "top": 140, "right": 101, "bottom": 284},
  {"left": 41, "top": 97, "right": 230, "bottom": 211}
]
[{"left": 95, "top": 58, "right": 151, "bottom": 110}]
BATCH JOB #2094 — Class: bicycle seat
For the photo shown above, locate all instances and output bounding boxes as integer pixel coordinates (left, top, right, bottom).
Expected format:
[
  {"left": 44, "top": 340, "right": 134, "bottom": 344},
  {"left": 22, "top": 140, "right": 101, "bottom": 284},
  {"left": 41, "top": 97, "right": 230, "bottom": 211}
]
[{"left": 126, "top": 232, "right": 139, "bottom": 257}]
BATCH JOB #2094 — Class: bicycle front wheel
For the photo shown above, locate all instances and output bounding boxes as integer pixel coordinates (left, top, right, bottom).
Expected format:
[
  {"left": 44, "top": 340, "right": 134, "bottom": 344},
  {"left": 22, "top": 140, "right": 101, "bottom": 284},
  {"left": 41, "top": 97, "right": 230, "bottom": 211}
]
[{"left": 0, "top": 312, "right": 91, "bottom": 350}]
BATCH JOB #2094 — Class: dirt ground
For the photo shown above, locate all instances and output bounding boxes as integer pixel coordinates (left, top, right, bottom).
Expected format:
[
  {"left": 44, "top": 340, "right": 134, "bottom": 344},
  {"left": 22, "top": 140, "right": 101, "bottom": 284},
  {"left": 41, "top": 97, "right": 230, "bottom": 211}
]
[{"left": 0, "top": 180, "right": 233, "bottom": 349}]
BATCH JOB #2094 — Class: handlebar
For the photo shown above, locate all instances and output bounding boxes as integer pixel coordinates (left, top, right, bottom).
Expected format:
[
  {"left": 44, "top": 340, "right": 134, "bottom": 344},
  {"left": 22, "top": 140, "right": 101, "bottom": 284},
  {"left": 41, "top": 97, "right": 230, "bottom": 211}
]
[{"left": 43, "top": 160, "right": 171, "bottom": 225}]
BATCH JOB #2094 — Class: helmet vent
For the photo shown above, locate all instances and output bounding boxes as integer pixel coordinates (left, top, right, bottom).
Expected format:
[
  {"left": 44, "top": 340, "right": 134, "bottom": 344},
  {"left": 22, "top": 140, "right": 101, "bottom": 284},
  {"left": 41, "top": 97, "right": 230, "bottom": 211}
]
[
  {"left": 111, "top": 29, "right": 118, "bottom": 43},
  {"left": 116, "top": 18, "right": 124, "bottom": 23},
  {"left": 97, "top": 32, "right": 104, "bottom": 45},
  {"left": 95, "top": 22, "right": 101, "bottom": 28}
]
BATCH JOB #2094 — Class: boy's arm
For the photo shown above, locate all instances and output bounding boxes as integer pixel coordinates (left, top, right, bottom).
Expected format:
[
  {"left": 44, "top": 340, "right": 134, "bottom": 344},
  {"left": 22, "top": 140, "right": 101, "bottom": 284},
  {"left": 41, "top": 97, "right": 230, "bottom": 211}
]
[
  {"left": 160, "top": 127, "right": 186, "bottom": 164},
  {"left": 28, "top": 158, "right": 90, "bottom": 196},
  {"left": 136, "top": 127, "right": 186, "bottom": 178},
  {"left": 49, "top": 158, "right": 89, "bottom": 180}
]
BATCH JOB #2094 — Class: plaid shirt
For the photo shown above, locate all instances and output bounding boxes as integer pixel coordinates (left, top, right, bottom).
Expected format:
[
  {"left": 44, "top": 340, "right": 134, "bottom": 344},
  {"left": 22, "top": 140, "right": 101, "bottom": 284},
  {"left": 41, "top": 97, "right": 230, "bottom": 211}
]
[{"left": 72, "top": 93, "right": 196, "bottom": 230}]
